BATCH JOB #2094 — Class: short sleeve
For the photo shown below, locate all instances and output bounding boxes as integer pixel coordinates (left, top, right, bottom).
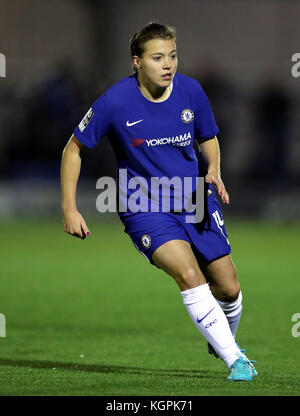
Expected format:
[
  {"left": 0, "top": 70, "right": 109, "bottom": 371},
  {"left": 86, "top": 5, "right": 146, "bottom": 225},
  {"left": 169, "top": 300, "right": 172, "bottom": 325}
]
[
  {"left": 194, "top": 83, "right": 219, "bottom": 142},
  {"left": 74, "top": 92, "right": 112, "bottom": 149}
]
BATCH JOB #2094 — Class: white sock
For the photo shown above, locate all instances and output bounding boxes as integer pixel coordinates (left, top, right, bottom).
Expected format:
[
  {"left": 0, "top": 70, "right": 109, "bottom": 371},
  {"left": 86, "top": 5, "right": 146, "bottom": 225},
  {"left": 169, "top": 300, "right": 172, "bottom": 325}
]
[
  {"left": 181, "top": 283, "right": 241, "bottom": 369},
  {"left": 217, "top": 291, "right": 242, "bottom": 338}
]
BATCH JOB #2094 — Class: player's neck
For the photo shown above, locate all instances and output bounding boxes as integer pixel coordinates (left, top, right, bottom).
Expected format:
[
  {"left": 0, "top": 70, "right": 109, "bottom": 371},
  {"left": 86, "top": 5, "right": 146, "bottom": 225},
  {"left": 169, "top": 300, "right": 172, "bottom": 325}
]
[{"left": 137, "top": 75, "right": 171, "bottom": 103}]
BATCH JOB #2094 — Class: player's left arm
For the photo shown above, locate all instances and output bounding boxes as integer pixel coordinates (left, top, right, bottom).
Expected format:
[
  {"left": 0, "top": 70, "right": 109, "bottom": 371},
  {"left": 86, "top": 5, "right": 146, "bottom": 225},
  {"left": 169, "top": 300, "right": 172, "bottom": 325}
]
[{"left": 199, "top": 136, "right": 230, "bottom": 204}]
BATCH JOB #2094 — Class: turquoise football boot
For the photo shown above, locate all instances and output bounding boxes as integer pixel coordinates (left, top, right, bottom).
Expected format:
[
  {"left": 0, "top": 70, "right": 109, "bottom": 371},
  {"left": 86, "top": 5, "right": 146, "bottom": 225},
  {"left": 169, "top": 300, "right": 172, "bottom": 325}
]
[
  {"left": 227, "top": 356, "right": 258, "bottom": 381},
  {"left": 208, "top": 342, "right": 258, "bottom": 378}
]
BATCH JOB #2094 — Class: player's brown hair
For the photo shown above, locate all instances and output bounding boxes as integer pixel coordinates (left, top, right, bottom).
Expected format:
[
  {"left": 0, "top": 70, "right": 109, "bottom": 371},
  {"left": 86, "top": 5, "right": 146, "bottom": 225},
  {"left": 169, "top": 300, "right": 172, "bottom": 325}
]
[{"left": 129, "top": 22, "right": 176, "bottom": 73}]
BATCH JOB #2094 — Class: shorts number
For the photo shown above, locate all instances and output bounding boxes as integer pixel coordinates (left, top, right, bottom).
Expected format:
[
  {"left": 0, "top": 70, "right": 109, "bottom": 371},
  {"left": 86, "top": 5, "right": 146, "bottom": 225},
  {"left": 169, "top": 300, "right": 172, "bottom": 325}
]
[
  {"left": 212, "top": 210, "right": 224, "bottom": 227},
  {"left": 212, "top": 210, "right": 229, "bottom": 244}
]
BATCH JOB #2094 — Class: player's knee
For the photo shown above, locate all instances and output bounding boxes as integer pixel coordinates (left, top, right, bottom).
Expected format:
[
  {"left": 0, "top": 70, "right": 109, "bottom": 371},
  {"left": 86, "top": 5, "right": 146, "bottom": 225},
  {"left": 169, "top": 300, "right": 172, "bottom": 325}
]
[
  {"left": 176, "top": 265, "right": 202, "bottom": 289},
  {"left": 219, "top": 286, "right": 241, "bottom": 303}
]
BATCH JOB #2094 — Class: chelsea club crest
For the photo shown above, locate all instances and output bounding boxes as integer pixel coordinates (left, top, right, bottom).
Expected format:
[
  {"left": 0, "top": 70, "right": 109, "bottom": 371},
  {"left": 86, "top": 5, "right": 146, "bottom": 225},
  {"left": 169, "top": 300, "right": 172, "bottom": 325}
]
[
  {"left": 141, "top": 234, "right": 151, "bottom": 249},
  {"left": 181, "top": 109, "right": 194, "bottom": 123}
]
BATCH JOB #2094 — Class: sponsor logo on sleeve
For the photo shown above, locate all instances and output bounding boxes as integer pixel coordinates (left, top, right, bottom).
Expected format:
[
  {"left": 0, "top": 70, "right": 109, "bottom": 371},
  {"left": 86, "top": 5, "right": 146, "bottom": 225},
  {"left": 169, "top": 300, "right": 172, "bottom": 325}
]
[{"left": 79, "top": 108, "right": 94, "bottom": 132}]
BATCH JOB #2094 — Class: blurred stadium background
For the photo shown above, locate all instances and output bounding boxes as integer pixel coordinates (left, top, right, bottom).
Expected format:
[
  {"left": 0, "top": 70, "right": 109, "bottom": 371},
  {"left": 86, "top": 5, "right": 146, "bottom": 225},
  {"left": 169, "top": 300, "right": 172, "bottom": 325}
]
[
  {"left": 1, "top": 0, "right": 300, "bottom": 221},
  {"left": 0, "top": 0, "right": 299, "bottom": 396}
]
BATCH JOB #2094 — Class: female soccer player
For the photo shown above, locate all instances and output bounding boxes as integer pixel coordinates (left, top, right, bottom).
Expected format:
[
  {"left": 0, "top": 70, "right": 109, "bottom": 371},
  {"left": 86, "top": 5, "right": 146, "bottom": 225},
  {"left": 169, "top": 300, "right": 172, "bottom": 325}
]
[{"left": 61, "top": 23, "right": 257, "bottom": 381}]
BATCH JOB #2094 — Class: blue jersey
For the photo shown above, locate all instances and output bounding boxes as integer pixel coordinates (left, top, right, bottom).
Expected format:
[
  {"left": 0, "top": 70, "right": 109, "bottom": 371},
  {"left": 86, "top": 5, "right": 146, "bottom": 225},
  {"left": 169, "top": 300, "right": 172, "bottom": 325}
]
[{"left": 74, "top": 73, "right": 219, "bottom": 217}]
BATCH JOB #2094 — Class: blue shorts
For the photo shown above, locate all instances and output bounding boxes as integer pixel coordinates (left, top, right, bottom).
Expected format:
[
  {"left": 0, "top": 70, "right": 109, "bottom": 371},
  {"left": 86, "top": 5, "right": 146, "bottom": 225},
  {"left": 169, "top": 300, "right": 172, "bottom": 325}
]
[{"left": 120, "top": 198, "right": 231, "bottom": 265}]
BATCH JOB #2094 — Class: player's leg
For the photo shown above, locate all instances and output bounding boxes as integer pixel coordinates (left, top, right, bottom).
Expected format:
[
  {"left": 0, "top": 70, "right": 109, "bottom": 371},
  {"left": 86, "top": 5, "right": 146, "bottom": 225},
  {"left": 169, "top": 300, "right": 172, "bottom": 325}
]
[
  {"left": 123, "top": 212, "right": 256, "bottom": 379},
  {"left": 187, "top": 194, "right": 243, "bottom": 339},
  {"left": 151, "top": 239, "right": 206, "bottom": 290},
  {"left": 151, "top": 240, "right": 244, "bottom": 371},
  {"left": 191, "top": 249, "right": 258, "bottom": 379},
  {"left": 195, "top": 253, "right": 242, "bottom": 338},
  {"left": 203, "top": 254, "right": 240, "bottom": 301}
]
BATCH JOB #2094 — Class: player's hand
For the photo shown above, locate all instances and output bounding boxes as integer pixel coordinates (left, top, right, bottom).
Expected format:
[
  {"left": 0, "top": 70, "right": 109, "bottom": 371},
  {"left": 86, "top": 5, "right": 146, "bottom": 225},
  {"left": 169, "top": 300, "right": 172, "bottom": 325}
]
[
  {"left": 205, "top": 171, "right": 230, "bottom": 204},
  {"left": 62, "top": 209, "right": 91, "bottom": 239}
]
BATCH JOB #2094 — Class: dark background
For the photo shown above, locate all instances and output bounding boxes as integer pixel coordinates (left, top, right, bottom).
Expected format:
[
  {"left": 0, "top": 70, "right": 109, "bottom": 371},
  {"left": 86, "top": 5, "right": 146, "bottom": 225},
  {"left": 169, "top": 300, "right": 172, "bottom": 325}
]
[{"left": 0, "top": 0, "right": 299, "bottom": 221}]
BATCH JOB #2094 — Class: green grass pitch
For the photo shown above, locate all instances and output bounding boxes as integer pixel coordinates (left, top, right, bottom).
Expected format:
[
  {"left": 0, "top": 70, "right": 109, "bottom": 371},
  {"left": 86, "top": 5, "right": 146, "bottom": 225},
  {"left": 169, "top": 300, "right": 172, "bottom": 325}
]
[{"left": 0, "top": 217, "right": 299, "bottom": 396}]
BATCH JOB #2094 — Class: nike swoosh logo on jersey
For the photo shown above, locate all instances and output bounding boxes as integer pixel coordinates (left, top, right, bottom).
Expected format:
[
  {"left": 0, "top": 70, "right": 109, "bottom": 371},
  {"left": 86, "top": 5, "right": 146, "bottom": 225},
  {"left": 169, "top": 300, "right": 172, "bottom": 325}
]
[
  {"left": 197, "top": 307, "right": 216, "bottom": 323},
  {"left": 126, "top": 119, "right": 144, "bottom": 127}
]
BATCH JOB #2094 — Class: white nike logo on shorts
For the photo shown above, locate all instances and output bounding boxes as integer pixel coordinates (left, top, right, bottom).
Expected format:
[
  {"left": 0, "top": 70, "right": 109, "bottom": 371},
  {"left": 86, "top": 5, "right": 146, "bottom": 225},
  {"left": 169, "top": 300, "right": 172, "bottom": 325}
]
[{"left": 126, "top": 119, "right": 144, "bottom": 127}]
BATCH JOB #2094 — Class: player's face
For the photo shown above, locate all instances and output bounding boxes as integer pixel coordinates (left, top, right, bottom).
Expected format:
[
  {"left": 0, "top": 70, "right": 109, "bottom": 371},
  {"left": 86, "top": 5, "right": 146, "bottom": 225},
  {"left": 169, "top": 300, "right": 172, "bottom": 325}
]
[{"left": 135, "top": 38, "right": 178, "bottom": 89}]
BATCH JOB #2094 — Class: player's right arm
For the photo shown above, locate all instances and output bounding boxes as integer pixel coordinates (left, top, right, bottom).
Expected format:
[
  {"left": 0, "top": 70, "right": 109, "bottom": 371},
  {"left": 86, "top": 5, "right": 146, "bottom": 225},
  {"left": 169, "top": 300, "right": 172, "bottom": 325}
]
[{"left": 61, "top": 134, "right": 90, "bottom": 239}]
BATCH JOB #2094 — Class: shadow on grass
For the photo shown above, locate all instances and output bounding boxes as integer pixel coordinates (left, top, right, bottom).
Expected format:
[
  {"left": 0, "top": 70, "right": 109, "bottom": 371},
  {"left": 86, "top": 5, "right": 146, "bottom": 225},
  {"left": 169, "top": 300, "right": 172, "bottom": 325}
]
[{"left": 0, "top": 358, "right": 222, "bottom": 380}]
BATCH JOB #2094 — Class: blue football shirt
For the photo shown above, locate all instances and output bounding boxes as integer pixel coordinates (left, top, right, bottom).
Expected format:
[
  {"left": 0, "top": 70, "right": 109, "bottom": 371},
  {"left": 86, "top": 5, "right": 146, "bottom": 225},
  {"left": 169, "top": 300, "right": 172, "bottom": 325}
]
[{"left": 74, "top": 73, "right": 219, "bottom": 217}]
